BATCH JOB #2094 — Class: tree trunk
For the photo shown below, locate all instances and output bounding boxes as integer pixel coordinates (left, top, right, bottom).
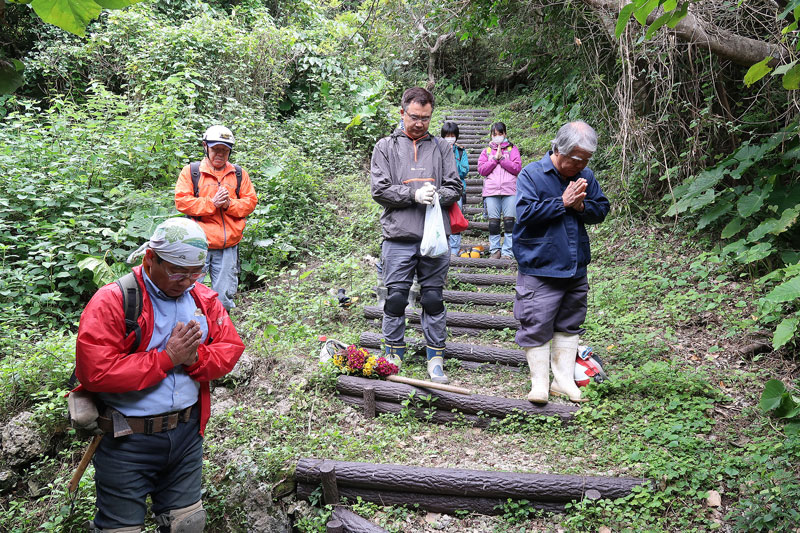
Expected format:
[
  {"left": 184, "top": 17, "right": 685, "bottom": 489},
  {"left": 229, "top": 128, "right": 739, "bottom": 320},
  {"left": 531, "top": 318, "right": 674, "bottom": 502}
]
[{"left": 582, "top": 0, "right": 786, "bottom": 66}]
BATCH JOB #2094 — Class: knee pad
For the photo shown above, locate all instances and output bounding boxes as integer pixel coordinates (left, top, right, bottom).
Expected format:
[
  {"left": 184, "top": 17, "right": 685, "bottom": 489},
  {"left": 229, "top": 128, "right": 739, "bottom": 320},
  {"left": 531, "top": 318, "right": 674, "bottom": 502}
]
[
  {"left": 156, "top": 501, "right": 206, "bottom": 533},
  {"left": 419, "top": 287, "right": 445, "bottom": 316},
  {"left": 384, "top": 287, "right": 409, "bottom": 317},
  {"left": 503, "top": 217, "right": 515, "bottom": 234},
  {"left": 488, "top": 218, "right": 501, "bottom": 235}
]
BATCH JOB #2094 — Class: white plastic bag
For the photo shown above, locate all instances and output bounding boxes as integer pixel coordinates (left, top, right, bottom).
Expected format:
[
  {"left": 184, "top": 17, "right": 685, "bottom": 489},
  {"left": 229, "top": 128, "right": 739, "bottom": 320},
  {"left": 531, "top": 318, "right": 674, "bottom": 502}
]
[{"left": 420, "top": 193, "right": 449, "bottom": 258}]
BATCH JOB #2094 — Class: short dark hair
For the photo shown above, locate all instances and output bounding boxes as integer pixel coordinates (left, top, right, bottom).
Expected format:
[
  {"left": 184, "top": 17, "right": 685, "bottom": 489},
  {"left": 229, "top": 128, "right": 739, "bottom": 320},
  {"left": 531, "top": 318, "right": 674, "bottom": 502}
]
[
  {"left": 401, "top": 87, "right": 435, "bottom": 110},
  {"left": 440, "top": 121, "right": 459, "bottom": 139},
  {"left": 491, "top": 121, "right": 507, "bottom": 136}
]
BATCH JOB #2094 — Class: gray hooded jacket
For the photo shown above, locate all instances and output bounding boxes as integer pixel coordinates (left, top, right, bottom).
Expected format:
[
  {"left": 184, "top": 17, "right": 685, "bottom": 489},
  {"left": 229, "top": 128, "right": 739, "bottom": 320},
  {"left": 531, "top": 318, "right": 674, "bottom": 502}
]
[{"left": 370, "top": 129, "right": 463, "bottom": 241}]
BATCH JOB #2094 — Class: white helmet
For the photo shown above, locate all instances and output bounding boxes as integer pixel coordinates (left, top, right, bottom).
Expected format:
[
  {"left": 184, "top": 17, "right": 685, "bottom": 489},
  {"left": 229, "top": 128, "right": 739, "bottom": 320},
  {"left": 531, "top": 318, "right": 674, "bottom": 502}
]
[{"left": 202, "top": 125, "right": 235, "bottom": 147}]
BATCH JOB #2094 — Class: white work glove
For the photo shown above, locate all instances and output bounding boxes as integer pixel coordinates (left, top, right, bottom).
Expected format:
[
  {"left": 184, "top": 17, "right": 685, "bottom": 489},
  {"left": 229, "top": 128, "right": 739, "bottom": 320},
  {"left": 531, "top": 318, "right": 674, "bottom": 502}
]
[{"left": 414, "top": 183, "right": 436, "bottom": 205}]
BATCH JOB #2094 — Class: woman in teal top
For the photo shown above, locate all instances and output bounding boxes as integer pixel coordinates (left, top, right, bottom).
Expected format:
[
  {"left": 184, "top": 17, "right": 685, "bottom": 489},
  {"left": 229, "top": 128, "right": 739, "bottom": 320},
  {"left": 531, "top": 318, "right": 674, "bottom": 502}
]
[{"left": 441, "top": 121, "right": 470, "bottom": 255}]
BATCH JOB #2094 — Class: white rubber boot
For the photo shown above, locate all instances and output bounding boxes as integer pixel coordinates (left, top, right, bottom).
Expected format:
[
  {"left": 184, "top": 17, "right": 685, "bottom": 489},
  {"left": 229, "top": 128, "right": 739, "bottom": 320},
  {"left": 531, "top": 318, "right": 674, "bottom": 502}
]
[
  {"left": 550, "top": 332, "right": 588, "bottom": 403},
  {"left": 525, "top": 343, "right": 551, "bottom": 404}
]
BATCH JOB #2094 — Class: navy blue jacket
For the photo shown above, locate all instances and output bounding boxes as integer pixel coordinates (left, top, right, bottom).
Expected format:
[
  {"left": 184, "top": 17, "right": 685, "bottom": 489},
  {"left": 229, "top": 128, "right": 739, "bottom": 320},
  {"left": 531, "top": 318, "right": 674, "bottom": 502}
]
[{"left": 512, "top": 152, "right": 610, "bottom": 278}]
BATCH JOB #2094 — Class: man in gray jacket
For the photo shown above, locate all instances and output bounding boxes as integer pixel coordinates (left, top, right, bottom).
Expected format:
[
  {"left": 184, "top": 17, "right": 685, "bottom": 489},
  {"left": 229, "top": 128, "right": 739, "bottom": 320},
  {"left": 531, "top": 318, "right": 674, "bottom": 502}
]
[{"left": 370, "top": 87, "right": 462, "bottom": 384}]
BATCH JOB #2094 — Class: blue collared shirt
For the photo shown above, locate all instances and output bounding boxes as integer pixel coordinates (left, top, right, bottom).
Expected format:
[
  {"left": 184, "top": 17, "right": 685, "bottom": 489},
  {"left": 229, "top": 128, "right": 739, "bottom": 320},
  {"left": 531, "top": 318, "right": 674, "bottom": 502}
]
[{"left": 98, "top": 269, "right": 206, "bottom": 416}]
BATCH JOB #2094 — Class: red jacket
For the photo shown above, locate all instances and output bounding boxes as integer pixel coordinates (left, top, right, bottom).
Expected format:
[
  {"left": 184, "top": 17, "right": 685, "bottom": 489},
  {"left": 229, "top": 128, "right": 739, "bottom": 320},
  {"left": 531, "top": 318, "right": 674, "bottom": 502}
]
[
  {"left": 75, "top": 266, "right": 244, "bottom": 435},
  {"left": 174, "top": 159, "right": 258, "bottom": 250}
]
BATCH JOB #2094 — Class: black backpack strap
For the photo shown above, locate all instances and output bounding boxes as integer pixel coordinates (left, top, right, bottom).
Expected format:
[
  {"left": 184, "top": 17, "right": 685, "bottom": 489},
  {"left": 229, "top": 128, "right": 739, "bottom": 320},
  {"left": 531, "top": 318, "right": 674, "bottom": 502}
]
[
  {"left": 234, "top": 164, "right": 242, "bottom": 198},
  {"left": 190, "top": 161, "right": 202, "bottom": 197},
  {"left": 115, "top": 272, "right": 143, "bottom": 354}
]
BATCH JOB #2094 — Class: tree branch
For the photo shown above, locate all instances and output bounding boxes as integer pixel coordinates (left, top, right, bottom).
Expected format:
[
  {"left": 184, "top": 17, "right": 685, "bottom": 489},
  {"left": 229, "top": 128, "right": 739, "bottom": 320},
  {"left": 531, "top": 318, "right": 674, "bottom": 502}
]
[{"left": 582, "top": 0, "right": 788, "bottom": 66}]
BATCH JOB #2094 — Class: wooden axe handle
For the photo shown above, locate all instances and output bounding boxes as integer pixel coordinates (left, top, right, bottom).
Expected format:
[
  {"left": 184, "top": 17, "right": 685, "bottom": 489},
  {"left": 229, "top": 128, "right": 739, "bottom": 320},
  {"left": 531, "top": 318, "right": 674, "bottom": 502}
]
[
  {"left": 68, "top": 434, "right": 103, "bottom": 494},
  {"left": 387, "top": 375, "right": 472, "bottom": 395}
]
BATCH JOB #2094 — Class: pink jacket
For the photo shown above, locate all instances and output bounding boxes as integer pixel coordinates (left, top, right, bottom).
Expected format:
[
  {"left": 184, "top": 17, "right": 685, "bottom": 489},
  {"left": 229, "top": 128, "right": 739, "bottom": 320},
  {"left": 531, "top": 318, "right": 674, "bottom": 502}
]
[{"left": 477, "top": 141, "right": 522, "bottom": 197}]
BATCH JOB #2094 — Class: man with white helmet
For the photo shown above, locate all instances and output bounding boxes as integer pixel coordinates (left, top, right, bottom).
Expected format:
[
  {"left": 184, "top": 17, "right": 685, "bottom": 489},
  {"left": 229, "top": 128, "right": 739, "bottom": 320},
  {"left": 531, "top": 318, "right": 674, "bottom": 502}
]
[
  {"left": 175, "top": 126, "right": 258, "bottom": 311},
  {"left": 75, "top": 217, "right": 245, "bottom": 532}
]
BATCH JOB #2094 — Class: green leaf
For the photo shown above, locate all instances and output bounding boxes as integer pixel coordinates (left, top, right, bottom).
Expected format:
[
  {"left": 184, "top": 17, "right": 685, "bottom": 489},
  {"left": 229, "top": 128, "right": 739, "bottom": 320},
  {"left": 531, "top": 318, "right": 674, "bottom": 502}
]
[
  {"left": 764, "top": 274, "right": 800, "bottom": 303},
  {"left": 633, "top": 0, "right": 659, "bottom": 25},
  {"left": 31, "top": 0, "right": 105, "bottom": 36},
  {"left": 746, "top": 208, "right": 799, "bottom": 242},
  {"left": 774, "top": 393, "right": 800, "bottom": 418},
  {"left": 666, "top": 2, "right": 689, "bottom": 28},
  {"left": 645, "top": 11, "right": 672, "bottom": 40},
  {"left": 786, "top": 421, "right": 800, "bottom": 435},
  {"left": 760, "top": 379, "right": 787, "bottom": 411},
  {"left": 95, "top": 0, "right": 140, "bottom": 8},
  {"left": 737, "top": 185, "right": 772, "bottom": 218},
  {"left": 744, "top": 56, "right": 774, "bottom": 87},
  {"left": 615, "top": 3, "right": 637, "bottom": 38},
  {"left": 0, "top": 59, "right": 25, "bottom": 94},
  {"left": 298, "top": 269, "right": 313, "bottom": 280},
  {"left": 697, "top": 200, "right": 733, "bottom": 230},
  {"left": 662, "top": 0, "right": 677, "bottom": 10},
  {"left": 783, "top": 63, "right": 800, "bottom": 90},
  {"left": 721, "top": 217, "right": 745, "bottom": 239},
  {"left": 77, "top": 256, "right": 114, "bottom": 288},
  {"left": 771, "top": 59, "right": 798, "bottom": 76}
]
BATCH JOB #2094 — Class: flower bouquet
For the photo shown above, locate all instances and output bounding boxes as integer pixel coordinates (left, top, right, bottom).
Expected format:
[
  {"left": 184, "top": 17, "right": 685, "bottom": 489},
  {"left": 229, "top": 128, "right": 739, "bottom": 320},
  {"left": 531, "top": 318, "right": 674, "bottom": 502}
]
[{"left": 331, "top": 344, "right": 399, "bottom": 378}]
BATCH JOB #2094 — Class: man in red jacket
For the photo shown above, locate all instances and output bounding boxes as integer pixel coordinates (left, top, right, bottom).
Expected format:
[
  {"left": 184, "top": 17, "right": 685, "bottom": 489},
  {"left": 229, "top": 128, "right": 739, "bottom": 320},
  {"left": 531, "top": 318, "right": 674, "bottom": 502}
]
[{"left": 75, "top": 218, "right": 244, "bottom": 533}]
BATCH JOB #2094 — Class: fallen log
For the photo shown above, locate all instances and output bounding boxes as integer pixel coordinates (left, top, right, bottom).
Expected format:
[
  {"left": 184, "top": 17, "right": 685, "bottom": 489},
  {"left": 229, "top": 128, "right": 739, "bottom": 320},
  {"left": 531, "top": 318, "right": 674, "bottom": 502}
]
[
  {"left": 363, "top": 306, "right": 520, "bottom": 331},
  {"left": 443, "top": 290, "right": 513, "bottom": 305},
  {"left": 451, "top": 273, "right": 516, "bottom": 286},
  {"left": 468, "top": 221, "right": 489, "bottom": 231},
  {"left": 462, "top": 206, "right": 484, "bottom": 215},
  {"left": 336, "top": 375, "right": 577, "bottom": 421},
  {"left": 366, "top": 320, "right": 486, "bottom": 338},
  {"left": 337, "top": 394, "right": 492, "bottom": 427},
  {"left": 449, "top": 256, "right": 516, "bottom": 269},
  {"left": 296, "top": 458, "right": 649, "bottom": 503},
  {"left": 359, "top": 331, "right": 526, "bottom": 366},
  {"left": 298, "top": 482, "right": 566, "bottom": 516}
]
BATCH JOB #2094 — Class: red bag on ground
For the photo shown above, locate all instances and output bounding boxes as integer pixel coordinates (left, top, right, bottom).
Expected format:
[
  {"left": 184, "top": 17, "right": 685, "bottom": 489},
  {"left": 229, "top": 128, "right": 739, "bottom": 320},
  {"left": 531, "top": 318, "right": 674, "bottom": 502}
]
[{"left": 448, "top": 202, "right": 469, "bottom": 234}]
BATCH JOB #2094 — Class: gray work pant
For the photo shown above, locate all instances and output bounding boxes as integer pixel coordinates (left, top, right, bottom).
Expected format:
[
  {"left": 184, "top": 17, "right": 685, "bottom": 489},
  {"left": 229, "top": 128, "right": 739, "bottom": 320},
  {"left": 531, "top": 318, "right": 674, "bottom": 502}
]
[
  {"left": 381, "top": 239, "right": 449, "bottom": 348},
  {"left": 513, "top": 273, "right": 588, "bottom": 347}
]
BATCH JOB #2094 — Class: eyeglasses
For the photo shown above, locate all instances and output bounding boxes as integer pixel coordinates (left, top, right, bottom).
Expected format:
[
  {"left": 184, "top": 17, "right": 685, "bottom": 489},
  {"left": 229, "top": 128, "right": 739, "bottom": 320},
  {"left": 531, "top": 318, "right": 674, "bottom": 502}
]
[
  {"left": 164, "top": 268, "right": 206, "bottom": 282},
  {"left": 155, "top": 253, "right": 206, "bottom": 281},
  {"left": 404, "top": 113, "right": 431, "bottom": 124},
  {"left": 564, "top": 154, "right": 592, "bottom": 163}
]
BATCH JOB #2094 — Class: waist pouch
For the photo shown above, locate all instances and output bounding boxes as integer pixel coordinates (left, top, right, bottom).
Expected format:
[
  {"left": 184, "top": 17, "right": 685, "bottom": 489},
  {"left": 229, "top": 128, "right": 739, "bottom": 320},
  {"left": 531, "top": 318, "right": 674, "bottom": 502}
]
[{"left": 98, "top": 404, "right": 196, "bottom": 437}]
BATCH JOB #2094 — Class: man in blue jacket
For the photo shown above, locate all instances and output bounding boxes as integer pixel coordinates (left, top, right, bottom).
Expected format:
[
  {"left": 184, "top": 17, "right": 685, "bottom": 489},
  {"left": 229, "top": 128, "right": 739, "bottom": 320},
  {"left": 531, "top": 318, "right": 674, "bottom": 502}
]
[{"left": 512, "top": 121, "right": 610, "bottom": 404}]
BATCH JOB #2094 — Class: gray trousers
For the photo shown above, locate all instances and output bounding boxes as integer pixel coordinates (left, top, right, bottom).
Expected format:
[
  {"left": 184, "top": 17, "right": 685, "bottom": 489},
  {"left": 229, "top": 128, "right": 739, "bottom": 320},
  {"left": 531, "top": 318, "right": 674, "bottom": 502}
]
[
  {"left": 513, "top": 273, "right": 588, "bottom": 347},
  {"left": 381, "top": 239, "right": 449, "bottom": 348}
]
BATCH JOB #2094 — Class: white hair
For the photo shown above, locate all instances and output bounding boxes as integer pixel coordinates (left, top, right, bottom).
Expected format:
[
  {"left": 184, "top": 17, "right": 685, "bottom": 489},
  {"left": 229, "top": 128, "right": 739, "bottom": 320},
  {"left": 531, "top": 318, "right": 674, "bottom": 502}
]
[{"left": 551, "top": 121, "right": 597, "bottom": 155}]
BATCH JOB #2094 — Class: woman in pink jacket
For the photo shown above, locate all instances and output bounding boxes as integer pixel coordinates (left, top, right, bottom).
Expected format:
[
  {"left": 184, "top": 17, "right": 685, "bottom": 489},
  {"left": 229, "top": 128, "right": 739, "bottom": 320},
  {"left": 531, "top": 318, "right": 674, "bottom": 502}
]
[{"left": 477, "top": 122, "right": 522, "bottom": 259}]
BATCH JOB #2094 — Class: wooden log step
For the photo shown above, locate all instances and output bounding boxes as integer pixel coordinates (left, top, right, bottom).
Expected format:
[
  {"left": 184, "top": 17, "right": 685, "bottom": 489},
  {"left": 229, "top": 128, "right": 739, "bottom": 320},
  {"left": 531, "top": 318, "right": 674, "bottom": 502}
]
[
  {"left": 336, "top": 375, "right": 576, "bottom": 421},
  {"left": 465, "top": 178, "right": 484, "bottom": 186},
  {"left": 298, "top": 482, "right": 565, "bottom": 516},
  {"left": 296, "top": 458, "right": 647, "bottom": 503},
  {"left": 359, "top": 331, "right": 526, "bottom": 366},
  {"left": 337, "top": 394, "right": 491, "bottom": 427},
  {"left": 451, "top": 272, "right": 516, "bottom": 286},
  {"left": 443, "top": 289, "right": 513, "bottom": 305},
  {"left": 463, "top": 207, "right": 484, "bottom": 216},
  {"left": 326, "top": 505, "right": 388, "bottom": 533},
  {"left": 464, "top": 195, "right": 483, "bottom": 204},
  {"left": 449, "top": 256, "right": 516, "bottom": 269},
  {"left": 365, "top": 320, "right": 487, "bottom": 338},
  {"left": 363, "top": 306, "right": 519, "bottom": 330},
  {"left": 467, "top": 221, "right": 489, "bottom": 231},
  {"left": 465, "top": 186, "right": 482, "bottom": 194}
]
